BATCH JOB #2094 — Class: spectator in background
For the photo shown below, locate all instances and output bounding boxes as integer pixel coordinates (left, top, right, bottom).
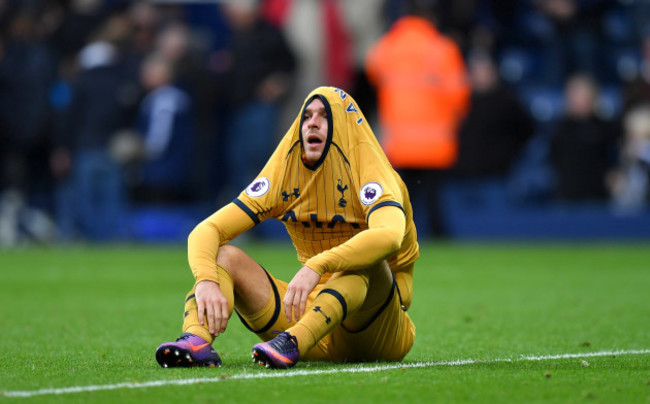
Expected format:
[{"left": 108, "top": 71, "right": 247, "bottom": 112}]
[
  {"left": 118, "top": 1, "right": 161, "bottom": 88},
  {"left": 131, "top": 52, "right": 196, "bottom": 203},
  {"left": 0, "top": 9, "right": 57, "bottom": 196},
  {"left": 551, "top": 73, "right": 620, "bottom": 202},
  {"left": 0, "top": 7, "right": 58, "bottom": 244},
  {"left": 454, "top": 51, "right": 534, "bottom": 179},
  {"left": 365, "top": 0, "right": 470, "bottom": 237},
  {"left": 435, "top": 0, "right": 482, "bottom": 54},
  {"left": 628, "top": 0, "right": 650, "bottom": 43},
  {"left": 51, "top": 16, "right": 139, "bottom": 241},
  {"left": 622, "top": 34, "right": 650, "bottom": 114},
  {"left": 217, "top": 0, "right": 296, "bottom": 202},
  {"left": 154, "top": 22, "right": 209, "bottom": 116},
  {"left": 126, "top": 1, "right": 161, "bottom": 59},
  {"left": 52, "top": 0, "right": 105, "bottom": 61},
  {"left": 152, "top": 21, "right": 215, "bottom": 200},
  {"left": 533, "top": 0, "right": 611, "bottom": 87},
  {"left": 338, "top": 0, "right": 385, "bottom": 114},
  {"left": 609, "top": 105, "right": 650, "bottom": 212},
  {"left": 261, "top": 0, "right": 356, "bottom": 99}
]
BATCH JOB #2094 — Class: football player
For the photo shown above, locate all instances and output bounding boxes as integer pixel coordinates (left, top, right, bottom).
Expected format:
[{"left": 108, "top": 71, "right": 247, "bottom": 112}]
[{"left": 156, "top": 87, "right": 418, "bottom": 369}]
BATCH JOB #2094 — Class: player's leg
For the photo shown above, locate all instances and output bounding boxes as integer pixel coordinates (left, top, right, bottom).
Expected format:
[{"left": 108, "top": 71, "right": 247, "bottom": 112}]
[
  {"left": 181, "top": 244, "right": 273, "bottom": 338},
  {"left": 326, "top": 263, "right": 415, "bottom": 362},
  {"left": 253, "top": 261, "right": 393, "bottom": 367},
  {"left": 328, "top": 295, "right": 415, "bottom": 363},
  {"left": 292, "top": 261, "right": 393, "bottom": 352},
  {"left": 245, "top": 271, "right": 330, "bottom": 369},
  {"left": 156, "top": 244, "right": 273, "bottom": 368}
]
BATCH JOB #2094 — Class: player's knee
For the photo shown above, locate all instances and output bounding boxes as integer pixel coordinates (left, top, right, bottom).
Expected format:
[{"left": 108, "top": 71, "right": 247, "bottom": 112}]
[
  {"left": 359, "top": 261, "right": 391, "bottom": 287},
  {"left": 216, "top": 244, "right": 262, "bottom": 288},
  {"left": 216, "top": 244, "right": 246, "bottom": 270}
]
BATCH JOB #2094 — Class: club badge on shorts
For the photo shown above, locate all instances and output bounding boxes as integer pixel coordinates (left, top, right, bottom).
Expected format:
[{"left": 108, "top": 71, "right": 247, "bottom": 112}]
[
  {"left": 245, "top": 177, "right": 270, "bottom": 197},
  {"left": 360, "top": 182, "right": 383, "bottom": 205}
]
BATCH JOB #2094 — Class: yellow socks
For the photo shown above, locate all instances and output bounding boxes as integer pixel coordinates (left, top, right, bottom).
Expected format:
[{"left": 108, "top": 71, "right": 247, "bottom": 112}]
[
  {"left": 288, "top": 271, "right": 368, "bottom": 356},
  {"left": 182, "top": 265, "right": 234, "bottom": 344}
]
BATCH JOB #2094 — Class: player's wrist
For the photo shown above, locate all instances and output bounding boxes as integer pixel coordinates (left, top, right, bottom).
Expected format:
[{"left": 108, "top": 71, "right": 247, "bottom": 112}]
[
  {"left": 194, "top": 272, "right": 220, "bottom": 285},
  {"left": 304, "top": 259, "right": 327, "bottom": 276}
]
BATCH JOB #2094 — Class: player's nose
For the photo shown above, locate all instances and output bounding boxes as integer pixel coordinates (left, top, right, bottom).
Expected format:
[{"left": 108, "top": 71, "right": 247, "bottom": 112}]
[{"left": 307, "top": 115, "right": 319, "bottom": 128}]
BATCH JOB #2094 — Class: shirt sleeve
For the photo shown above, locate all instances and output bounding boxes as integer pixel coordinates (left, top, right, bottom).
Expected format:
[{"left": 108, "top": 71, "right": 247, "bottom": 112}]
[
  {"left": 187, "top": 203, "right": 255, "bottom": 284},
  {"left": 304, "top": 205, "right": 406, "bottom": 275}
]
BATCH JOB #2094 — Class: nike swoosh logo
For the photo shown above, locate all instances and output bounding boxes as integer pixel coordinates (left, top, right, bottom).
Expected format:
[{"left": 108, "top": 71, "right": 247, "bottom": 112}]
[
  {"left": 268, "top": 349, "right": 295, "bottom": 364},
  {"left": 189, "top": 342, "right": 210, "bottom": 352}
]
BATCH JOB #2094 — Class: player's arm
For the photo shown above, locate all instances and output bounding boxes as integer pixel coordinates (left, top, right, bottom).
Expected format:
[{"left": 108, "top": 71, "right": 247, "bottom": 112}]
[
  {"left": 305, "top": 205, "right": 406, "bottom": 275},
  {"left": 188, "top": 203, "right": 255, "bottom": 335},
  {"left": 284, "top": 206, "right": 405, "bottom": 321},
  {"left": 188, "top": 203, "right": 255, "bottom": 283}
]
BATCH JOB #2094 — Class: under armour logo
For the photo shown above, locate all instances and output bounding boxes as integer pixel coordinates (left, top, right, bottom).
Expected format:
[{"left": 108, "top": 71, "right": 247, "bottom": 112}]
[
  {"left": 337, "top": 179, "right": 348, "bottom": 207},
  {"left": 282, "top": 188, "right": 300, "bottom": 201},
  {"left": 313, "top": 306, "right": 331, "bottom": 324}
]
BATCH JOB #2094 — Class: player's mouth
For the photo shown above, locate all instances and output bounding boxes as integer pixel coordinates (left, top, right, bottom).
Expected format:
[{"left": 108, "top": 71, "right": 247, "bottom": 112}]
[{"left": 306, "top": 134, "right": 324, "bottom": 145}]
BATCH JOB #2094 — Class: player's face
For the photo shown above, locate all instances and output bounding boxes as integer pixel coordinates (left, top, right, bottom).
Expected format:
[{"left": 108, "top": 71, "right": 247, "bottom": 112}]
[{"left": 301, "top": 98, "right": 328, "bottom": 165}]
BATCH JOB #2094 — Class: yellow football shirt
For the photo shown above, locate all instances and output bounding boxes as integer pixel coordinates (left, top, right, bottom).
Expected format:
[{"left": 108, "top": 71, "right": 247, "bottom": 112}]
[{"left": 232, "top": 87, "right": 419, "bottom": 281}]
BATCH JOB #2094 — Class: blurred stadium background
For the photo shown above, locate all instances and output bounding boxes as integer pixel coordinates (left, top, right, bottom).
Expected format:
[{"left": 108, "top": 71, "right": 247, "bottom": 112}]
[{"left": 1, "top": 0, "right": 650, "bottom": 246}]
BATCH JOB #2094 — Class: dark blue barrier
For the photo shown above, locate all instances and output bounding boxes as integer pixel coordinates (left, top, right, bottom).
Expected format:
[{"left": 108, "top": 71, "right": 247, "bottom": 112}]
[
  {"left": 437, "top": 180, "right": 650, "bottom": 240},
  {"left": 129, "top": 204, "right": 211, "bottom": 243}
]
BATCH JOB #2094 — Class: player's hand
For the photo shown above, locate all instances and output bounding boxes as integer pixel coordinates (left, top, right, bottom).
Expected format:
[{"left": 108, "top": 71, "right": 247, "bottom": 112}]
[
  {"left": 195, "top": 280, "right": 229, "bottom": 337},
  {"left": 285, "top": 266, "right": 321, "bottom": 322}
]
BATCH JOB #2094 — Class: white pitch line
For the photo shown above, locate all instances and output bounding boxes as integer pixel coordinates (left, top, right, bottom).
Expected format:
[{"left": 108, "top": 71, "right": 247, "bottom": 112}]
[{"left": 3, "top": 349, "right": 649, "bottom": 398}]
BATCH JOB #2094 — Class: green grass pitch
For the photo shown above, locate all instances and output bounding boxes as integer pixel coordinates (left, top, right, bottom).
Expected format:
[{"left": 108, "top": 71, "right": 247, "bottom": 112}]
[{"left": 1, "top": 242, "right": 648, "bottom": 403}]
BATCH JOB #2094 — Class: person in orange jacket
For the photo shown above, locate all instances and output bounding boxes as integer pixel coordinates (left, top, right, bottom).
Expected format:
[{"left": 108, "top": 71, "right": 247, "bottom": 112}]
[{"left": 366, "top": 0, "right": 470, "bottom": 237}]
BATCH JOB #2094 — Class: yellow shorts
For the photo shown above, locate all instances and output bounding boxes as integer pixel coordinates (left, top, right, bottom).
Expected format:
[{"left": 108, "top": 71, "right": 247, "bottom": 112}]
[{"left": 236, "top": 268, "right": 415, "bottom": 362}]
